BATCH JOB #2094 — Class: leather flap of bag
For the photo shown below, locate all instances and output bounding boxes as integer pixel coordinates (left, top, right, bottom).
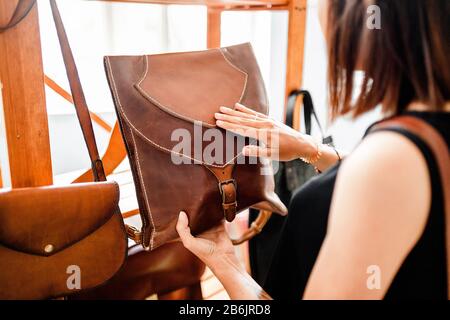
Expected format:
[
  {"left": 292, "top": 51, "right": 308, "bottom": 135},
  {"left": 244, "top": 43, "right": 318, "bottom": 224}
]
[
  {"left": 135, "top": 47, "right": 247, "bottom": 127},
  {"left": 105, "top": 43, "right": 269, "bottom": 167},
  {"left": 0, "top": 181, "right": 120, "bottom": 256}
]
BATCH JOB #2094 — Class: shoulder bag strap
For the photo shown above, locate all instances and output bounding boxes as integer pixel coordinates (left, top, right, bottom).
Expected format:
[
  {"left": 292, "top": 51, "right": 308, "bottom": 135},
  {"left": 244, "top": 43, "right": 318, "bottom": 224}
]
[
  {"left": 49, "top": 0, "right": 142, "bottom": 243},
  {"left": 1, "top": 0, "right": 105, "bottom": 182},
  {"left": 373, "top": 115, "right": 450, "bottom": 299},
  {"left": 49, "top": 0, "right": 106, "bottom": 182}
]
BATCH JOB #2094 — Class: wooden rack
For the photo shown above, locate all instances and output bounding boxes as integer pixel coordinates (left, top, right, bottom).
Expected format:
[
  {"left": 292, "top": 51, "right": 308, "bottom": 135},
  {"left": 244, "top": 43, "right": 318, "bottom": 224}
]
[{"left": 0, "top": 0, "right": 307, "bottom": 197}]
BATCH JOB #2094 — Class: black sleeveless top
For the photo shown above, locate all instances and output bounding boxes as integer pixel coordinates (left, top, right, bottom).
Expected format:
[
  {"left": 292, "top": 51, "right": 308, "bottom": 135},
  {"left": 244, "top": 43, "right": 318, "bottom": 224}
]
[{"left": 264, "top": 112, "right": 449, "bottom": 300}]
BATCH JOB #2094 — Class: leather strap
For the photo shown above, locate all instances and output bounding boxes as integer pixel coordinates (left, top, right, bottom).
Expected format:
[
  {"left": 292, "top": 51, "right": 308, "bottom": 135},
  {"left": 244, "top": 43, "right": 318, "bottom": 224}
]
[
  {"left": 49, "top": 0, "right": 106, "bottom": 182},
  {"left": 231, "top": 210, "right": 272, "bottom": 245},
  {"left": 286, "top": 90, "right": 324, "bottom": 136},
  {"left": 0, "top": 0, "right": 36, "bottom": 33},
  {"left": 205, "top": 164, "right": 237, "bottom": 222},
  {"left": 2, "top": 0, "right": 107, "bottom": 182},
  {"left": 125, "top": 224, "right": 142, "bottom": 244},
  {"left": 372, "top": 115, "right": 450, "bottom": 299},
  {"left": 49, "top": 0, "right": 142, "bottom": 243}
]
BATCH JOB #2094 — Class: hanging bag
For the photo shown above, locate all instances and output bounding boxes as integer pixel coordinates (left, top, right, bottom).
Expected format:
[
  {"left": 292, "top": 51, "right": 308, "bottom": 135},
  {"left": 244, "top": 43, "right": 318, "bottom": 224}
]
[
  {"left": 105, "top": 43, "right": 287, "bottom": 250},
  {"left": 0, "top": 0, "right": 127, "bottom": 299}
]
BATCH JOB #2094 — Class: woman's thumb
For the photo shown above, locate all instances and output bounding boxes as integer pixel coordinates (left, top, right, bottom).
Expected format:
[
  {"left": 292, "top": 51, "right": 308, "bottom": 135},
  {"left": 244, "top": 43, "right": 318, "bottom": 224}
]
[{"left": 176, "top": 211, "right": 195, "bottom": 249}]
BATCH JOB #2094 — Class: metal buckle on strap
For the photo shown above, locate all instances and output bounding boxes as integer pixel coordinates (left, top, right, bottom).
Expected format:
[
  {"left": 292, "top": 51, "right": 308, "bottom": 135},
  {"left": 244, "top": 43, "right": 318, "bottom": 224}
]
[
  {"left": 218, "top": 179, "right": 237, "bottom": 222},
  {"left": 125, "top": 224, "right": 142, "bottom": 244},
  {"left": 218, "top": 179, "right": 237, "bottom": 203}
]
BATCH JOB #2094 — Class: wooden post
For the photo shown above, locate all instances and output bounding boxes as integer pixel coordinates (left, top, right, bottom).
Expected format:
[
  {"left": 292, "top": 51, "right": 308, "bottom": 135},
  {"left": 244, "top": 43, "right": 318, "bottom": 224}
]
[
  {"left": 0, "top": 1, "right": 53, "bottom": 187},
  {"left": 207, "top": 8, "right": 221, "bottom": 49},
  {"left": 284, "top": 0, "right": 307, "bottom": 128}
]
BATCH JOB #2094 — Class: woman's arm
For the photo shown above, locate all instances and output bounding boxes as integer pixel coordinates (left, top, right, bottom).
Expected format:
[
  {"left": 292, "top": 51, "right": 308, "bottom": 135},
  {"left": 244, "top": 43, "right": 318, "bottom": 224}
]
[
  {"left": 208, "top": 255, "right": 272, "bottom": 300},
  {"left": 304, "top": 131, "right": 431, "bottom": 299},
  {"left": 313, "top": 143, "right": 343, "bottom": 173},
  {"left": 177, "top": 129, "right": 430, "bottom": 300},
  {"left": 215, "top": 103, "right": 342, "bottom": 172},
  {"left": 176, "top": 211, "right": 271, "bottom": 300}
]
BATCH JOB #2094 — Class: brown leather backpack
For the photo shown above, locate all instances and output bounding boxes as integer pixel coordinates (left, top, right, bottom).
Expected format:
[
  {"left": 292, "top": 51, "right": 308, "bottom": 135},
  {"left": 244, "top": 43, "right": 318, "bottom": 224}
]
[{"left": 105, "top": 44, "right": 287, "bottom": 250}]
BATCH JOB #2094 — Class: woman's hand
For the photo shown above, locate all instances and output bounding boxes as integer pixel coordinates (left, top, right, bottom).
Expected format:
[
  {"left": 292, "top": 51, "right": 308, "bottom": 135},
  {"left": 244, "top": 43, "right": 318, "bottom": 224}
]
[
  {"left": 176, "top": 211, "right": 238, "bottom": 269},
  {"left": 215, "top": 103, "right": 318, "bottom": 162},
  {"left": 176, "top": 211, "right": 272, "bottom": 300}
]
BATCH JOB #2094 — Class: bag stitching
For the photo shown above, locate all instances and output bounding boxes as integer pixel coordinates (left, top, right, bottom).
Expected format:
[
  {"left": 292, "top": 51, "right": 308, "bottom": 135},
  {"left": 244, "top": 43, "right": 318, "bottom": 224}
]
[
  {"left": 105, "top": 57, "right": 154, "bottom": 250},
  {"left": 245, "top": 44, "right": 270, "bottom": 112},
  {"left": 105, "top": 50, "right": 262, "bottom": 248},
  {"left": 218, "top": 48, "right": 248, "bottom": 103},
  {"left": 130, "top": 129, "right": 155, "bottom": 250},
  {"left": 104, "top": 57, "right": 152, "bottom": 248},
  {"left": 0, "top": 182, "right": 122, "bottom": 256},
  {"left": 134, "top": 49, "right": 249, "bottom": 129},
  {"left": 106, "top": 56, "right": 245, "bottom": 169}
]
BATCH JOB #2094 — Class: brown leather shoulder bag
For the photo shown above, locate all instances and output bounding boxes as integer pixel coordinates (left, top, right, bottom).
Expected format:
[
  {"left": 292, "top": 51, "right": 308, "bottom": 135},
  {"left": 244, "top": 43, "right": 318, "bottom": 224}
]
[
  {"left": 105, "top": 44, "right": 287, "bottom": 250},
  {"left": 0, "top": 0, "right": 127, "bottom": 299}
]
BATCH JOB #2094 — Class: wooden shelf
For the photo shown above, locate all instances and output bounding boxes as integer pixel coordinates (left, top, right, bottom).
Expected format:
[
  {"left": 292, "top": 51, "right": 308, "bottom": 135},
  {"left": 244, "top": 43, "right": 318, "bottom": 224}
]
[
  {"left": 2, "top": 0, "right": 306, "bottom": 184},
  {"left": 0, "top": 0, "right": 307, "bottom": 301}
]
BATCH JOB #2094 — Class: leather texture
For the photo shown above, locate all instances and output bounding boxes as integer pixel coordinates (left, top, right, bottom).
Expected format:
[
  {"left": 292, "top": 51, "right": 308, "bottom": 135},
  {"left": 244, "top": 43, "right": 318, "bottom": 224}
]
[
  {"left": 0, "top": 0, "right": 127, "bottom": 300},
  {"left": 104, "top": 43, "right": 287, "bottom": 250},
  {"left": 372, "top": 116, "right": 450, "bottom": 299},
  {"left": 47, "top": 0, "right": 204, "bottom": 301},
  {"left": 69, "top": 241, "right": 205, "bottom": 300},
  {"left": 0, "top": 182, "right": 127, "bottom": 299}
]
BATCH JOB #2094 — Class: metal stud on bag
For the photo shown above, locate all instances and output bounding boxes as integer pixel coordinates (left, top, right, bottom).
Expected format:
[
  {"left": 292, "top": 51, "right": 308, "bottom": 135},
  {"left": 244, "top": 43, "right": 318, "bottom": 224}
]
[{"left": 44, "top": 244, "right": 54, "bottom": 253}]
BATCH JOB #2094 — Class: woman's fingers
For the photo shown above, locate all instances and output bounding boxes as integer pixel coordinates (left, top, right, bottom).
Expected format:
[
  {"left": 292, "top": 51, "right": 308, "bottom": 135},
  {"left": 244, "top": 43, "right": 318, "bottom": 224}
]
[
  {"left": 242, "top": 145, "right": 273, "bottom": 158},
  {"left": 234, "top": 103, "right": 268, "bottom": 119},
  {"left": 219, "top": 106, "right": 263, "bottom": 121},
  {"left": 219, "top": 106, "right": 254, "bottom": 119},
  {"left": 176, "top": 211, "right": 196, "bottom": 250},
  {"left": 215, "top": 112, "right": 273, "bottom": 129},
  {"left": 216, "top": 120, "right": 263, "bottom": 140}
]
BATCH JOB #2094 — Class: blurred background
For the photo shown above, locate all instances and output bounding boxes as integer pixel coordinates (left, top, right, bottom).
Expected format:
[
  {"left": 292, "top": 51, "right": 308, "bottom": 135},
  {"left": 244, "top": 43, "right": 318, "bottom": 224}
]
[
  {"left": 0, "top": 0, "right": 381, "bottom": 186},
  {"left": 0, "top": 0, "right": 388, "bottom": 300}
]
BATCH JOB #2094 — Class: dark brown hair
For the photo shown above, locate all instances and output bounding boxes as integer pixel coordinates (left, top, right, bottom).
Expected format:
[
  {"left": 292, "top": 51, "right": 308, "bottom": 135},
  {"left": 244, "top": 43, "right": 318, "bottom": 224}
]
[{"left": 327, "top": 0, "right": 450, "bottom": 118}]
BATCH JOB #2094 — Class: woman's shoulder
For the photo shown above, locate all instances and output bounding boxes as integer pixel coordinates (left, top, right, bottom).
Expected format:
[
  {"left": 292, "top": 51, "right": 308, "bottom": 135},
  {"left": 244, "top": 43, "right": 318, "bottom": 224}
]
[
  {"left": 291, "top": 126, "right": 430, "bottom": 209},
  {"left": 355, "top": 111, "right": 448, "bottom": 195},
  {"left": 334, "top": 129, "right": 432, "bottom": 237},
  {"left": 353, "top": 128, "right": 431, "bottom": 175},
  {"left": 344, "top": 128, "right": 431, "bottom": 198},
  {"left": 364, "top": 111, "right": 450, "bottom": 145}
]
